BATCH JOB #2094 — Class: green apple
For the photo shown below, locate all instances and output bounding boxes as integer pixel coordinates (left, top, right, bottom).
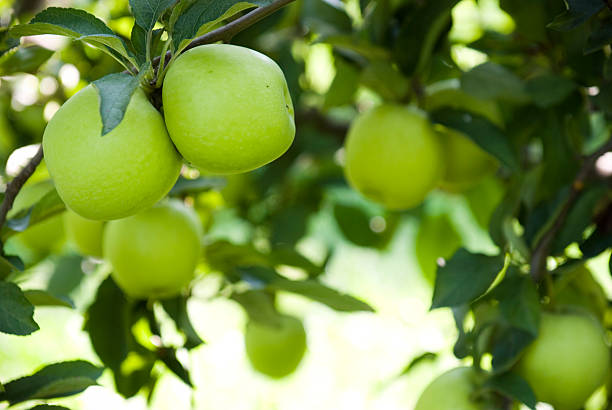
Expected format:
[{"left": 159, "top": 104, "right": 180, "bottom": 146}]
[
  {"left": 425, "top": 81, "right": 501, "bottom": 192},
  {"left": 516, "top": 311, "right": 610, "bottom": 410},
  {"left": 415, "top": 367, "right": 483, "bottom": 410},
  {"left": 43, "top": 85, "right": 182, "bottom": 220},
  {"left": 245, "top": 315, "right": 307, "bottom": 379},
  {"left": 162, "top": 44, "right": 295, "bottom": 174},
  {"left": 343, "top": 104, "right": 443, "bottom": 210},
  {"left": 64, "top": 209, "right": 105, "bottom": 258},
  {"left": 103, "top": 200, "right": 203, "bottom": 299}
]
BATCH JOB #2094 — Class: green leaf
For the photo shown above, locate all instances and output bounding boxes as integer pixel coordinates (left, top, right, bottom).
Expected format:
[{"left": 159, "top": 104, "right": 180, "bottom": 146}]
[
  {"left": 431, "top": 249, "right": 505, "bottom": 309},
  {"left": 585, "top": 18, "right": 612, "bottom": 54},
  {"left": 238, "top": 266, "right": 374, "bottom": 312},
  {"left": 0, "top": 255, "right": 23, "bottom": 281},
  {"left": 301, "top": 0, "right": 352, "bottom": 37},
  {"left": 461, "top": 62, "right": 530, "bottom": 104},
  {"left": 430, "top": 108, "right": 520, "bottom": 172},
  {"left": 10, "top": 8, "right": 135, "bottom": 66},
  {"left": 161, "top": 296, "right": 204, "bottom": 349},
  {"left": 231, "top": 289, "right": 283, "bottom": 327},
  {"left": 490, "top": 326, "right": 534, "bottom": 372},
  {"left": 47, "top": 254, "right": 86, "bottom": 299},
  {"left": 0, "top": 281, "right": 39, "bottom": 336},
  {"left": 84, "top": 277, "right": 129, "bottom": 371},
  {"left": 333, "top": 204, "right": 396, "bottom": 248},
  {"left": 172, "top": 1, "right": 273, "bottom": 52},
  {"left": 525, "top": 74, "right": 575, "bottom": 108},
  {"left": 482, "top": 372, "right": 537, "bottom": 409},
  {"left": 92, "top": 73, "right": 140, "bottom": 136},
  {"left": 359, "top": 60, "right": 410, "bottom": 102},
  {"left": 0, "top": 46, "right": 54, "bottom": 75},
  {"left": 0, "top": 360, "right": 102, "bottom": 405},
  {"left": 4, "top": 188, "right": 66, "bottom": 240},
  {"left": 28, "top": 405, "right": 71, "bottom": 410},
  {"left": 23, "top": 290, "right": 74, "bottom": 309},
  {"left": 157, "top": 347, "right": 192, "bottom": 386},
  {"left": 169, "top": 176, "right": 226, "bottom": 196},
  {"left": 547, "top": 0, "right": 603, "bottom": 31},
  {"left": 492, "top": 270, "right": 540, "bottom": 336},
  {"left": 324, "top": 57, "right": 360, "bottom": 108},
  {"left": 398, "top": 352, "right": 437, "bottom": 376},
  {"left": 129, "top": 0, "right": 176, "bottom": 32}
]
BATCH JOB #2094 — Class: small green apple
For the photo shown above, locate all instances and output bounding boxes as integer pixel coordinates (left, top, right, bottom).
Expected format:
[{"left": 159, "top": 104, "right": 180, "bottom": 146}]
[
  {"left": 103, "top": 200, "right": 203, "bottom": 299},
  {"left": 343, "top": 104, "right": 443, "bottom": 210},
  {"left": 162, "top": 44, "right": 295, "bottom": 174},
  {"left": 425, "top": 81, "right": 501, "bottom": 192},
  {"left": 516, "top": 311, "right": 610, "bottom": 410},
  {"left": 64, "top": 209, "right": 105, "bottom": 258},
  {"left": 245, "top": 315, "right": 307, "bottom": 379},
  {"left": 43, "top": 85, "right": 182, "bottom": 220},
  {"left": 415, "top": 367, "right": 483, "bottom": 410}
]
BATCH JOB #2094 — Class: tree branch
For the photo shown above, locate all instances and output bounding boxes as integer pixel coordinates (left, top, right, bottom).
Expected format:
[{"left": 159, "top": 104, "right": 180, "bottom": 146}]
[
  {"left": 0, "top": 145, "right": 43, "bottom": 231},
  {"left": 151, "top": 0, "right": 297, "bottom": 69},
  {"left": 530, "top": 138, "right": 612, "bottom": 282}
]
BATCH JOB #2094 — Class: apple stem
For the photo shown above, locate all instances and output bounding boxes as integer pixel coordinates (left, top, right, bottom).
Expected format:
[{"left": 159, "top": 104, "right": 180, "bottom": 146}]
[
  {"left": 529, "top": 138, "right": 612, "bottom": 283},
  {"left": 0, "top": 145, "right": 44, "bottom": 239}
]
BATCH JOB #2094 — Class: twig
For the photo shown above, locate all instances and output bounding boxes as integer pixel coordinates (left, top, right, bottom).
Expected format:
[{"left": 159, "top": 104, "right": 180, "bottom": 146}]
[
  {"left": 151, "top": 0, "right": 296, "bottom": 69},
  {"left": 530, "top": 138, "right": 612, "bottom": 282},
  {"left": 0, "top": 145, "right": 43, "bottom": 231}
]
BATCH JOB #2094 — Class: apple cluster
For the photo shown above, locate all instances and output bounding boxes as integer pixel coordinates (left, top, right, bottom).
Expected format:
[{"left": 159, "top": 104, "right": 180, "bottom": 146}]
[
  {"left": 42, "top": 44, "right": 296, "bottom": 221},
  {"left": 343, "top": 81, "right": 498, "bottom": 210}
]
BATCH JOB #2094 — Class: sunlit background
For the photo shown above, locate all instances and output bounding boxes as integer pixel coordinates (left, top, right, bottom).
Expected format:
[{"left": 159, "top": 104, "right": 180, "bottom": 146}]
[{"left": 0, "top": 0, "right": 611, "bottom": 409}]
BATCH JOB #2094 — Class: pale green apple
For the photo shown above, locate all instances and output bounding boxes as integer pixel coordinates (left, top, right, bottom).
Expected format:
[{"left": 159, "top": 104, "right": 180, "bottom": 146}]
[
  {"left": 43, "top": 85, "right": 182, "bottom": 220},
  {"left": 162, "top": 44, "right": 295, "bottom": 174},
  {"left": 425, "top": 81, "right": 501, "bottom": 192},
  {"left": 516, "top": 311, "right": 610, "bottom": 410},
  {"left": 103, "top": 200, "right": 203, "bottom": 299},
  {"left": 415, "top": 367, "right": 483, "bottom": 410},
  {"left": 343, "top": 104, "right": 443, "bottom": 210},
  {"left": 64, "top": 209, "right": 105, "bottom": 258},
  {"left": 245, "top": 315, "right": 307, "bottom": 379}
]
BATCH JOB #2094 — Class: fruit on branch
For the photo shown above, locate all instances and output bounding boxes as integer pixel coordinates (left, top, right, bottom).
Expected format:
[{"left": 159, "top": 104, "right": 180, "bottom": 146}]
[
  {"left": 103, "top": 200, "right": 202, "bottom": 299},
  {"left": 415, "top": 367, "right": 483, "bottom": 410},
  {"left": 162, "top": 44, "right": 295, "bottom": 174},
  {"left": 343, "top": 104, "right": 443, "bottom": 210},
  {"left": 554, "top": 264, "right": 607, "bottom": 321},
  {"left": 245, "top": 315, "right": 307, "bottom": 378},
  {"left": 64, "top": 209, "right": 105, "bottom": 258},
  {"left": 43, "top": 85, "right": 182, "bottom": 220},
  {"left": 424, "top": 81, "right": 501, "bottom": 192},
  {"left": 515, "top": 311, "right": 610, "bottom": 410}
]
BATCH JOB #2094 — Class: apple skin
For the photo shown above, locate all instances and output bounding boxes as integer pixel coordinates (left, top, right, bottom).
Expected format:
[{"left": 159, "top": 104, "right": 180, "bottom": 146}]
[
  {"left": 343, "top": 104, "right": 443, "bottom": 210},
  {"left": 515, "top": 311, "right": 610, "bottom": 410},
  {"left": 415, "top": 367, "right": 482, "bottom": 410},
  {"left": 64, "top": 209, "right": 105, "bottom": 258},
  {"left": 43, "top": 85, "right": 182, "bottom": 220},
  {"left": 425, "top": 82, "right": 501, "bottom": 192},
  {"left": 162, "top": 44, "right": 295, "bottom": 175},
  {"left": 103, "top": 200, "right": 203, "bottom": 299},
  {"left": 245, "top": 315, "right": 307, "bottom": 379}
]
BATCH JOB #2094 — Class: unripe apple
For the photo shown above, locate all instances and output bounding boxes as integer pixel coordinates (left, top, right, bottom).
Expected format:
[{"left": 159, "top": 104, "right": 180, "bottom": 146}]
[
  {"left": 64, "top": 209, "right": 104, "bottom": 258},
  {"left": 415, "top": 367, "right": 483, "bottom": 410},
  {"left": 162, "top": 44, "right": 295, "bottom": 174},
  {"left": 103, "top": 200, "right": 203, "bottom": 299},
  {"left": 343, "top": 104, "right": 443, "bottom": 210},
  {"left": 43, "top": 85, "right": 182, "bottom": 220},
  {"left": 245, "top": 315, "right": 307, "bottom": 379},
  {"left": 516, "top": 311, "right": 610, "bottom": 410},
  {"left": 425, "top": 81, "right": 501, "bottom": 192}
]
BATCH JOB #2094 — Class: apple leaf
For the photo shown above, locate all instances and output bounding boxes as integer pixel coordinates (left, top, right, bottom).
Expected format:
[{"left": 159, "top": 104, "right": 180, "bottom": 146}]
[
  {"left": 0, "top": 46, "right": 54, "bottom": 76},
  {"left": 0, "top": 360, "right": 102, "bottom": 405},
  {"left": 431, "top": 249, "right": 505, "bottom": 309},
  {"left": 482, "top": 372, "right": 537, "bottom": 409},
  {"left": 22, "top": 290, "right": 74, "bottom": 309},
  {"left": 547, "top": 0, "right": 603, "bottom": 31},
  {"left": 171, "top": 0, "right": 275, "bottom": 52},
  {"left": 131, "top": 25, "right": 164, "bottom": 66},
  {"left": 28, "top": 405, "right": 71, "bottom": 410},
  {"left": 161, "top": 296, "right": 205, "bottom": 349},
  {"left": 0, "top": 255, "right": 23, "bottom": 281},
  {"left": 84, "top": 277, "right": 129, "bottom": 372},
  {"left": 0, "top": 281, "right": 39, "bottom": 336},
  {"left": 3, "top": 188, "right": 66, "bottom": 241},
  {"left": 157, "top": 347, "right": 192, "bottom": 386},
  {"left": 460, "top": 62, "right": 530, "bottom": 104},
  {"left": 491, "top": 269, "right": 540, "bottom": 336},
  {"left": 92, "top": 72, "right": 141, "bottom": 136},
  {"left": 525, "top": 74, "right": 576, "bottom": 108},
  {"left": 430, "top": 108, "right": 520, "bottom": 172},
  {"left": 231, "top": 289, "right": 284, "bottom": 327},
  {"left": 9, "top": 7, "right": 136, "bottom": 66},
  {"left": 490, "top": 326, "right": 534, "bottom": 372},
  {"left": 129, "top": 0, "right": 176, "bottom": 32}
]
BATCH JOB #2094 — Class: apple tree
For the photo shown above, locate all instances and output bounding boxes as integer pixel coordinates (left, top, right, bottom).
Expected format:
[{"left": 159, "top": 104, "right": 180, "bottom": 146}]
[{"left": 0, "top": 0, "right": 610, "bottom": 409}]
